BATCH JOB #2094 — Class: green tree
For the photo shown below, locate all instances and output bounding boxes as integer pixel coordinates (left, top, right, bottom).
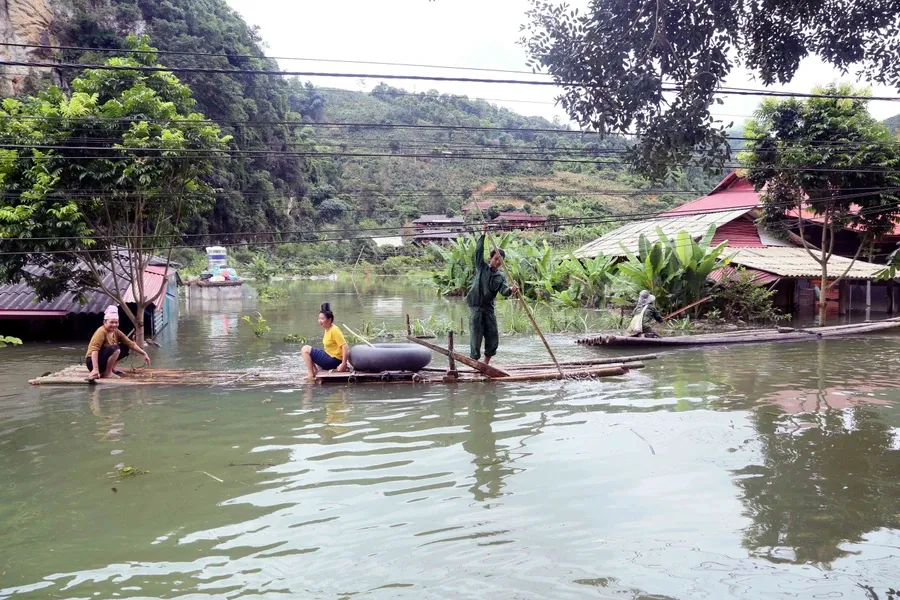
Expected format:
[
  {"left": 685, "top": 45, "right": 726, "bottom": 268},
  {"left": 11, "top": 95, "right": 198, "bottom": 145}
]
[
  {"left": 0, "top": 36, "right": 229, "bottom": 344},
  {"left": 740, "top": 84, "right": 900, "bottom": 323},
  {"left": 521, "top": 0, "right": 900, "bottom": 179}
]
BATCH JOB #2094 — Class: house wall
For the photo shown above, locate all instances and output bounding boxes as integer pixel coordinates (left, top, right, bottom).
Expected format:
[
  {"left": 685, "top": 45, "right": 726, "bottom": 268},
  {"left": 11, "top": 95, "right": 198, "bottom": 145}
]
[{"left": 791, "top": 279, "right": 896, "bottom": 315}]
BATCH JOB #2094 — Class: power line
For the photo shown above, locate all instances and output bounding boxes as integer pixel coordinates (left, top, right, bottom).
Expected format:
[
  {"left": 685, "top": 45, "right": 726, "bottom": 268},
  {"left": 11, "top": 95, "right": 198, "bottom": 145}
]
[
  {"left": 0, "top": 42, "right": 554, "bottom": 77},
  {"left": 7, "top": 144, "right": 900, "bottom": 174},
  {"left": 4, "top": 188, "right": 897, "bottom": 246},
  {"left": 4, "top": 58, "right": 900, "bottom": 102},
  {"left": 4, "top": 116, "right": 900, "bottom": 155}
]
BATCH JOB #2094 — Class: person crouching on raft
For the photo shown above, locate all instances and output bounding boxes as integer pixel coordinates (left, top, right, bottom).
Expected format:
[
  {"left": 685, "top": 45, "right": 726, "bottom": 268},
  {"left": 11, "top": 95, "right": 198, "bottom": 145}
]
[
  {"left": 628, "top": 290, "right": 664, "bottom": 338},
  {"left": 301, "top": 303, "right": 350, "bottom": 381},
  {"left": 85, "top": 305, "right": 151, "bottom": 379},
  {"left": 465, "top": 229, "right": 519, "bottom": 365}
]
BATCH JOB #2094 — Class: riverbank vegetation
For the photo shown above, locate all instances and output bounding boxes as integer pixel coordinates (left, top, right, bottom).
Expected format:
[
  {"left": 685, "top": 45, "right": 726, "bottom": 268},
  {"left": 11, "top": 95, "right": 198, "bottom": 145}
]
[{"left": 432, "top": 225, "right": 734, "bottom": 313}]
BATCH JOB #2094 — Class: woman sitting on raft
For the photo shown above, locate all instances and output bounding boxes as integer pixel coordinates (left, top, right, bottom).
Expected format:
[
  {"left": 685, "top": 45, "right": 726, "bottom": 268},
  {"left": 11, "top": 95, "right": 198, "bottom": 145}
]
[
  {"left": 301, "top": 303, "right": 350, "bottom": 381},
  {"left": 86, "top": 305, "right": 152, "bottom": 379}
]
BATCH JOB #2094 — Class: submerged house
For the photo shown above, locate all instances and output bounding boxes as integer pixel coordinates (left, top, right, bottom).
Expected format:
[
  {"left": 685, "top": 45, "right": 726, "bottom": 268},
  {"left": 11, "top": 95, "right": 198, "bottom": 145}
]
[
  {"left": 0, "top": 259, "right": 179, "bottom": 341},
  {"left": 574, "top": 172, "right": 896, "bottom": 315}
]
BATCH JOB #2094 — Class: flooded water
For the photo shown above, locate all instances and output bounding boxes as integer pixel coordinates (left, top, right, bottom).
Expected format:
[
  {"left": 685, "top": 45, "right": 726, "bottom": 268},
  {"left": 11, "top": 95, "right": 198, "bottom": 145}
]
[{"left": 2, "top": 280, "right": 900, "bottom": 599}]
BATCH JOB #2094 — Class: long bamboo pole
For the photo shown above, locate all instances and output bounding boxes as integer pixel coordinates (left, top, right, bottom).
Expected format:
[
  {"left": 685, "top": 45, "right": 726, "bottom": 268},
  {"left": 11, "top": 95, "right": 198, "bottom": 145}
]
[
  {"left": 343, "top": 324, "right": 374, "bottom": 347},
  {"left": 471, "top": 205, "right": 563, "bottom": 376}
]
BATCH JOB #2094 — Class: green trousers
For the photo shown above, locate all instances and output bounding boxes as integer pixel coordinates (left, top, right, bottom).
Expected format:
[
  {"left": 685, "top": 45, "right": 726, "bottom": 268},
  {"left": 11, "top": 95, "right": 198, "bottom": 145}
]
[{"left": 469, "top": 309, "right": 499, "bottom": 360}]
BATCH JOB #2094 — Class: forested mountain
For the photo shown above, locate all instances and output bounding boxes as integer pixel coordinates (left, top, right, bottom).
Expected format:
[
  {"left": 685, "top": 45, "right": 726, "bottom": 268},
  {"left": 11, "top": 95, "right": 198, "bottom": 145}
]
[
  {"left": 6, "top": 0, "right": 724, "bottom": 241},
  {"left": 885, "top": 113, "right": 900, "bottom": 135}
]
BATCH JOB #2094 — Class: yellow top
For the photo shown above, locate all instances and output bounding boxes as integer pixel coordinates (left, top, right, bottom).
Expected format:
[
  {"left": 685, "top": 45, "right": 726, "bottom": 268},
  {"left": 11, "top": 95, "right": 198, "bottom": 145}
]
[
  {"left": 323, "top": 325, "right": 347, "bottom": 360},
  {"left": 85, "top": 327, "right": 141, "bottom": 357}
]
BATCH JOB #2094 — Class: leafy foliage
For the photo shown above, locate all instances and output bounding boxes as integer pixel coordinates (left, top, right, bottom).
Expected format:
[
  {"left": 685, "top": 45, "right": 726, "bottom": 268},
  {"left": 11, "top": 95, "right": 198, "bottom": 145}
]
[
  {"left": 432, "top": 226, "right": 727, "bottom": 313},
  {"left": 242, "top": 312, "right": 270, "bottom": 338},
  {"left": 741, "top": 84, "right": 900, "bottom": 321},
  {"left": 713, "top": 270, "right": 788, "bottom": 324},
  {"left": 0, "top": 36, "right": 229, "bottom": 343},
  {"left": 614, "top": 225, "right": 730, "bottom": 312},
  {"left": 521, "top": 0, "right": 900, "bottom": 179},
  {"left": 0, "top": 335, "right": 22, "bottom": 348},
  {"left": 58, "top": 0, "right": 324, "bottom": 238}
]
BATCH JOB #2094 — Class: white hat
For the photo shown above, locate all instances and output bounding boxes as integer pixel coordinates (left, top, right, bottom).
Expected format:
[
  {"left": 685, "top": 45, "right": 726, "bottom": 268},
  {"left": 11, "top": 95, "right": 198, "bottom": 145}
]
[{"left": 104, "top": 305, "right": 119, "bottom": 320}]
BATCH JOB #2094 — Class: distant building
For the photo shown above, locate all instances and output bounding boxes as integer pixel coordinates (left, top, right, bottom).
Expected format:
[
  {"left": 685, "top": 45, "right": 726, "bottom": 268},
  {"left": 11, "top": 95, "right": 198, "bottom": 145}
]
[
  {"left": 412, "top": 215, "right": 465, "bottom": 230},
  {"left": 412, "top": 229, "right": 462, "bottom": 245},
  {"left": 373, "top": 236, "right": 404, "bottom": 248},
  {"left": 574, "top": 171, "right": 896, "bottom": 315},
  {"left": 492, "top": 211, "right": 548, "bottom": 230},
  {"left": 0, "top": 259, "right": 179, "bottom": 341}
]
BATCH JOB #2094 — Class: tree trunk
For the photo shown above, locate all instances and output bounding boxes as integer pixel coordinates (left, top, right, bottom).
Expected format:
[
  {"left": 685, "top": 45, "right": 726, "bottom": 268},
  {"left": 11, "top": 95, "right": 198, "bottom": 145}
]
[
  {"left": 133, "top": 301, "right": 146, "bottom": 347},
  {"left": 819, "top": 264, "right": 829, "bottom": 325}
]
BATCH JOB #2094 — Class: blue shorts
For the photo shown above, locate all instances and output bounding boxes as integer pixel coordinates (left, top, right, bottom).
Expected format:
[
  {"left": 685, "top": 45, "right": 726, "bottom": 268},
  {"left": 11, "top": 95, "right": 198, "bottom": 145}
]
[{"left": 310, "top": 347, "right": 341, "bottom": 370}]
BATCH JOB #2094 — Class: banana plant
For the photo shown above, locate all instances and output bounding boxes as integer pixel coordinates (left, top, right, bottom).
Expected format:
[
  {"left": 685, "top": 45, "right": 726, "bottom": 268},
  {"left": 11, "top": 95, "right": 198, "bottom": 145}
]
[
  {"left": 616, "top": 224, "right": 729, "bottom": 312},
  {"left": 552, "top": 253, "right": 616, "bottom": 308}
]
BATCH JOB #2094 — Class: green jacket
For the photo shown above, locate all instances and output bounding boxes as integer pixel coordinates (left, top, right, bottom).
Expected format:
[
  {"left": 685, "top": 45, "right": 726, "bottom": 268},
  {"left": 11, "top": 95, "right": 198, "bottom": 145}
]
[{"left": 465, "top": 235, "right": 512, "bottom": 312}]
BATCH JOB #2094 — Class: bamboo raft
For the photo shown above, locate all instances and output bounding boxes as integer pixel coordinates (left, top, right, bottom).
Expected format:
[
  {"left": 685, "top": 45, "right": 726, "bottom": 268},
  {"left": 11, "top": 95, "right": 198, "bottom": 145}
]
[
  {"left": 575, "top": 317, "right": 900, "bottom": 349},
  {"left": 28, "top": 357, "right": 649, "bottom": 387}
]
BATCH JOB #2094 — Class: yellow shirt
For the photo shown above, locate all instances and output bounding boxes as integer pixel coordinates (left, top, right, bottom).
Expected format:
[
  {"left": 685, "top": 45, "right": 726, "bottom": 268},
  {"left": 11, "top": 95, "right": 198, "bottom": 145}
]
[{"left": 323, "top": 325, "right": 347, "bottom": 360}]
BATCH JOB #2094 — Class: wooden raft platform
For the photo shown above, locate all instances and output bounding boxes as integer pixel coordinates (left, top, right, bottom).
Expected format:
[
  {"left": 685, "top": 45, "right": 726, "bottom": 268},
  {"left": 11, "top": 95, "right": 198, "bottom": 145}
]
[
  {"left": 28, "top": 366, "right": 306, "bottom": 387},
  {"left": 29, "top": 356, "right": 652, "bottom": 387},
  {"left": 575, "top": 317, "right": 900, "bottom": 349}
]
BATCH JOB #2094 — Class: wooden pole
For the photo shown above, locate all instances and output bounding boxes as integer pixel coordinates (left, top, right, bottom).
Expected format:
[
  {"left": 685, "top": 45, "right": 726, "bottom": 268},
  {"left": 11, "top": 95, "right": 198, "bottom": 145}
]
[
  {"left": 447, "top": 330, "right": 457, "bottom": 374},
  {"left": 470, "top": 205, "right": 563, "bottom": 376},
  {"left": 664, "top": 296, "right": 711, "bottom": 321},
  {"left": 407, "top": 335, "right": 509, "bottom": 378}
]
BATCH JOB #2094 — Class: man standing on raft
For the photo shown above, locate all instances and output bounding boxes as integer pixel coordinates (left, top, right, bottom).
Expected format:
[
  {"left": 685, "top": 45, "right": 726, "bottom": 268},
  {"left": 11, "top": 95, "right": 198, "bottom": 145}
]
[{"left": 466, "top": 229, "right": 518, "bottom": 365}]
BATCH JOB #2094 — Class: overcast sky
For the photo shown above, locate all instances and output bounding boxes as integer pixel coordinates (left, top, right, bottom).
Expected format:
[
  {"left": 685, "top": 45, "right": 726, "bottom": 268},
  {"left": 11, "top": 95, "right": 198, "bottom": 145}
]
[{"left": 226, "top": 0, "right": 900, "bottom": 127}]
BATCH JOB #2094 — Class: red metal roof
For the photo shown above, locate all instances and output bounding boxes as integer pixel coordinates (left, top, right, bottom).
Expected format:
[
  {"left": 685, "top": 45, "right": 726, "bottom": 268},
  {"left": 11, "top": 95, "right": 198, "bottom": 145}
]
[
  {"left": 711, "top": 218, "right": 764, "bottom": 248},
  {"left": 123, "top": 265, "right": 169, "bottom": 304},
  {"left": 664, "top": 172, "right": 762, "bottom": 216},
  {"left": 493, "top": 211, "right": 547, "bottom": 222},
  {"left": 789, "top": 207, "right": 900, "bottom": 237},
  {"left": 709, "top": 266, "right": 779, "bottom": 286}
]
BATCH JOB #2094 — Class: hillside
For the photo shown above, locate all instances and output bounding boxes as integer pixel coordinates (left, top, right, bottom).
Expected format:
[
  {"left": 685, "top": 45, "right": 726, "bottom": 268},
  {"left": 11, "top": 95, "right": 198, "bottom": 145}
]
[
  {"left": 885, "top": 113, "right": 900, "bottom": 135},
  {"left": 2, "top": 0, "right": 722, "bottom": 242}
]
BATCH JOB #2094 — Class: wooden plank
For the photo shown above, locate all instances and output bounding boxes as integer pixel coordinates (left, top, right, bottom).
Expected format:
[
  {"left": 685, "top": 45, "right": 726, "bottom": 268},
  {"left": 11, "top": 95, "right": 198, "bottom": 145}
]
[
  {"left": 406, "top": 335, "right": 509, "bottom": 378},
  {"left": 492, "top": 366, "right": 627, "bottom": 382}
]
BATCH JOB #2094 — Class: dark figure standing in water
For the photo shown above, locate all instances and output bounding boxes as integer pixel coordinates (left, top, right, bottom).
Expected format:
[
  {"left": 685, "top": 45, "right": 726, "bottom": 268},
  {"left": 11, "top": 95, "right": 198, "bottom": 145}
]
[{"left": 465, "top": 231, "right": 519, "bottom": 364}]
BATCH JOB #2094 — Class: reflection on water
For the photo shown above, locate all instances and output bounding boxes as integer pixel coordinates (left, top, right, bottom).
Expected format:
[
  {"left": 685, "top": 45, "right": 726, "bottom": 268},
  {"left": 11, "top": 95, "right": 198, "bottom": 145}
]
[{"left": 1, "top": 281, "right": 900, "bottom": 598}]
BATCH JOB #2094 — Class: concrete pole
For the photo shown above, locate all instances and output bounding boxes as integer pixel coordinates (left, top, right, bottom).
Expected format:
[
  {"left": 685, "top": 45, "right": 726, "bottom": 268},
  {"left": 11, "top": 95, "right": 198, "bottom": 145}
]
[{"left": 866, "top": 280, "right": 872, "bottom": 320}]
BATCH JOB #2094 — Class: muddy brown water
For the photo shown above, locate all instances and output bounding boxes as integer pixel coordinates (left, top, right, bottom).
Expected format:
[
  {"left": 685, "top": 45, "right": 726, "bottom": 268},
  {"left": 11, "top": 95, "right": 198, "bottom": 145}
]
[{"left": 2, "top": 280, "right": 900, "bottom": 599}]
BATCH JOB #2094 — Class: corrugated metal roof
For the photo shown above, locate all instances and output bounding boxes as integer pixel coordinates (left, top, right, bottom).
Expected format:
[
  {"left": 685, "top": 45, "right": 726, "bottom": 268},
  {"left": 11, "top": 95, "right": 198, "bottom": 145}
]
[
  {"left": 711, "top": 218, "right": 764, "bottom": 247},
  {"left": 757, "top": 226, "right": 793, "bottom": 247},
  {"left": 373, "top": 236, "right": 404, "bottom": 247},
  {"left": 412, "top": 215, "right": 464, "bottom": 224},
  {"left": 494, "top": 211, "right": 546, "bottom": 222},
  {"left": 0, "top": 265, "right": 170, "bottom": 315},
  {"left": 574, "top": 209, "right": 749, "bottom": 258},
  {"left": 709, "top": 265, "right": 780, "bottom": 286},
  {"left": 664, "top": 172, "right": 762, "bottom": 215},
  {"left": 727, "top": 247, "right": 884, "bottom": 280}
]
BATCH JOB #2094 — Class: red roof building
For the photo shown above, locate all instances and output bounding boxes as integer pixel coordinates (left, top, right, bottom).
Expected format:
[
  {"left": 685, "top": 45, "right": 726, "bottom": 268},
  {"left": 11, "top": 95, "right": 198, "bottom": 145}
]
[
  {"left": 492, "top": 211, "right": 548, "bottom": 230},
  {"left": 664, "top": 172, "right": 762, "bottom": 216}
]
